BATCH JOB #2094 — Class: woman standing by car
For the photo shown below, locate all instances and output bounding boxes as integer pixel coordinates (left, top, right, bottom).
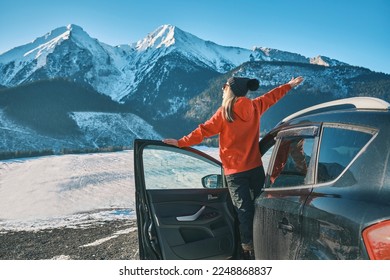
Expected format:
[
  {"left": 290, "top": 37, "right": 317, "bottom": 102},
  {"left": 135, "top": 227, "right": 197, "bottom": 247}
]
[{"left": 163, "top": 75, "right": 304, "bottom": 259}]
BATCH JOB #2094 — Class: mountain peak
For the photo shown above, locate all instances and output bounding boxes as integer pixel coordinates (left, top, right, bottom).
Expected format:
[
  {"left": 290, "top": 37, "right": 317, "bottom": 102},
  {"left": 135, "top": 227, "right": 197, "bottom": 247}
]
[
  {"left": 66, "top": 23, "right": 84, "bottom": 31},
  {"left": 135, "top": 24, "right": 178, "bottom": 51},
  {"left": 0, "top": 25, "right": 74, "bottom": 66},
  {"left": 35, "top": 24, "right": 86, "bottom": 45},
  {"left": 134, "top": 24, "right": 201, "bottom": 52},
  {"left": 310, "top": 55, "right": 348, "bottom": 67}
]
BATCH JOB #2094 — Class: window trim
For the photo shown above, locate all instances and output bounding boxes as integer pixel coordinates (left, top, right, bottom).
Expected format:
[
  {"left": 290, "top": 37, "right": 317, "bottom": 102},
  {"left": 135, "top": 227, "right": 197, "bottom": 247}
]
[{"left": 275, "top": 125, "right": 319, "bottom": 139}]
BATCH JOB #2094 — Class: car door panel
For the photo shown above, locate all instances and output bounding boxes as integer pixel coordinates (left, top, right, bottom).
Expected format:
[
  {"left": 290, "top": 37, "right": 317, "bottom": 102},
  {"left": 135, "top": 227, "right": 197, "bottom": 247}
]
[
  {"left": 254, "top": 127, "right": 318, "bottom": 259},
  {"left": 254, "top": 188, "right": 312, "bottom": 259},
  {"left": 134, "top": 139, "right": 238, "bottom": 260},
  {"left": 147, "top": 189, "right": 235, "bottom": 259}
]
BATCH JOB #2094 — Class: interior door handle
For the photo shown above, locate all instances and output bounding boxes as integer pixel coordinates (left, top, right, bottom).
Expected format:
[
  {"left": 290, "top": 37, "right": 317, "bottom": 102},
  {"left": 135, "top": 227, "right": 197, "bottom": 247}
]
[{"left": 176, "top": 206, "right": 206, "bottom": 222}]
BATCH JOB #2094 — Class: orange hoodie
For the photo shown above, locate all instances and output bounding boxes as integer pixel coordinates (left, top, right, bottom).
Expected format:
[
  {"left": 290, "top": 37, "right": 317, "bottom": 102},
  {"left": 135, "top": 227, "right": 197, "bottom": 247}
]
[{"left": 178, "top": 83, "right": 292, "bottom": 175}]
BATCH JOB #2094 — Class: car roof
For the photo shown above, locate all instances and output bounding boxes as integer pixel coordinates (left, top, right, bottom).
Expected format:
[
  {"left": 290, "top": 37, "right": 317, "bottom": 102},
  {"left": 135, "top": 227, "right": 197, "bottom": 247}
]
[
  {"left": 273, "top": 97, "right": 389, "bottom": 129},
  {"left": 281, "top": 97, "right": 390, "bottom": 124}
]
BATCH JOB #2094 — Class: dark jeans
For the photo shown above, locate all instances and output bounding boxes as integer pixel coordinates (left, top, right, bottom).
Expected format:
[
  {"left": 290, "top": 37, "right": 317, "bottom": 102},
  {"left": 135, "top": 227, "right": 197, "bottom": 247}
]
[{"left": 225, "top": 166, "right": 265, "bottom": 245}]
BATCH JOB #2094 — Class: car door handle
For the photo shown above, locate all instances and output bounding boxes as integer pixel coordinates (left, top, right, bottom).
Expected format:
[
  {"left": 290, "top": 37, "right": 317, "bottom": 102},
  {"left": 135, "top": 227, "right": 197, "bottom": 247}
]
[
  {"left": 176, "top": 206, "right": 206, "bottom": 222},
  {"left": 278, "top": 218, "right": 294, "bottom": 232},
  {"left": 278, "top": 223, "right": 293, "bottom": 231}
]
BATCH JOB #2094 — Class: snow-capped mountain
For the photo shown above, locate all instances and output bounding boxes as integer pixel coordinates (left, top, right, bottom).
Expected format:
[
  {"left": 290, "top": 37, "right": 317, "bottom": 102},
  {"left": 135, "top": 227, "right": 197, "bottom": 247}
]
[
  {"left": 0, "top": 24, "right": 348, "bottom": 103},
  {"left": 0, "top": 24, "right": 134, "bottom": 102},
  {"left": 134, "top": 24, "right": 255, "bottom": 71},
  {"left": 0, "top": 24, "right": 245, "bottom": 101},
  {"left": 252, "top": 47, "right": 347, "bottom": 66},
  {"left": 0, "top": 23, "right": 389, "bottom": 153}
]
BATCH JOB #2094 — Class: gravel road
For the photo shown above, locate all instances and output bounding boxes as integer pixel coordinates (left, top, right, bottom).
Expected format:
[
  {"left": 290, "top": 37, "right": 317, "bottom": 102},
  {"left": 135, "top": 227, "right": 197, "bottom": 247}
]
[{"left": 0, "top": 219, "right": 139, "bottom": 260}]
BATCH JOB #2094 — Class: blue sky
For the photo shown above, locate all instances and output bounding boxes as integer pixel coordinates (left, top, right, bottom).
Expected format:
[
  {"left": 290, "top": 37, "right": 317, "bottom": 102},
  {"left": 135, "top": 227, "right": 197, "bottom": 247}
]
[{"left": 1, "top": 0, "right": 389, "bottom": 73}]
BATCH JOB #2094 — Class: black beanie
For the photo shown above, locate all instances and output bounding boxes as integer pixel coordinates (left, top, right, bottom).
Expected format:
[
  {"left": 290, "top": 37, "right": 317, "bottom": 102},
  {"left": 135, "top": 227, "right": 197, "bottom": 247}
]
[{"left": 227, "top": 77, "right": 260, "bottom": 97}]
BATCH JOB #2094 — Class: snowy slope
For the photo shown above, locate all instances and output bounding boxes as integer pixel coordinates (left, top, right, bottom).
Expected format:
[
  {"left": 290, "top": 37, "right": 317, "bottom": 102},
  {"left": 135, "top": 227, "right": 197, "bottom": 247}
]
[
  {"left": 0, "top": 109, "right": 82, "bottom": 152},
  {"left": 0, "top": 109, "right": 161, "bottom": 152},
  {"left": 70, "top": 112, "right": 161, "bottom": 147}
]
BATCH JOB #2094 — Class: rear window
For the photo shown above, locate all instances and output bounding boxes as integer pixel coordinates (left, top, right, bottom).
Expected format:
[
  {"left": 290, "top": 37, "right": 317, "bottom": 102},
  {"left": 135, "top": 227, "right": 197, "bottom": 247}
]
[{"left": 317, "top": 126, "right": 374, "bottom": 183}]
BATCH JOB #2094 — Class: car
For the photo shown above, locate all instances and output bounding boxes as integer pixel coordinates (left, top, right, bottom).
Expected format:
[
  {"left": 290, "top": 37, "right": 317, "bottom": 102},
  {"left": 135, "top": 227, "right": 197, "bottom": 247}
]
[{"left": 134, "top": 97, "right": 390, "bottom": 260}]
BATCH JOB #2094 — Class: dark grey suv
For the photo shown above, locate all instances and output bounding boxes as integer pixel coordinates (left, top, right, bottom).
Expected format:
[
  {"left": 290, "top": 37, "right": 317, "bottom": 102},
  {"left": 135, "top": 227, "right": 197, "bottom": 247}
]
[{"left": 134, "top": 97, "right": 390, "bottom": 260}]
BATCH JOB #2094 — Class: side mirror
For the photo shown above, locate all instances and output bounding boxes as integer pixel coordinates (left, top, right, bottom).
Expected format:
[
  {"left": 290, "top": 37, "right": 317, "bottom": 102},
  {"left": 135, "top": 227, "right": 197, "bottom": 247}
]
[{"left": 201, "top": 174, "right": 223, "bottom": 189}]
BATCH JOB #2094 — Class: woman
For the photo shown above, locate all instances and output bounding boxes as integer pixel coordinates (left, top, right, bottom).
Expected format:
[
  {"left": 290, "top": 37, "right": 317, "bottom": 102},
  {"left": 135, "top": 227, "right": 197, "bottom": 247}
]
[{"left": 163, "top": 75, "right": 304, "bottom": 258}]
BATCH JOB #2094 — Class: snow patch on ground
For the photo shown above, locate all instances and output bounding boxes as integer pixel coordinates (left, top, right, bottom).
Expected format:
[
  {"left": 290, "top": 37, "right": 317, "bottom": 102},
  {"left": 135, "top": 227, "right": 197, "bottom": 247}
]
[
  {"left": 0, "top": 147, "right": 219, "bottom": 232},
  {"left": 80, "top": 227, "right": 137, "bottom": 248},
  {"left": 0, "top": 151, "right": 136, "bottom": 231}
]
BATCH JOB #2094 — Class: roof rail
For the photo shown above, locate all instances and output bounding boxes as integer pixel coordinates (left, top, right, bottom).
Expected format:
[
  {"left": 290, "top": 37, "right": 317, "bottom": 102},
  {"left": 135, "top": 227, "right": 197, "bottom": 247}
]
[{"left": 281, "top": 97, "right": 390, "bottom": 123}]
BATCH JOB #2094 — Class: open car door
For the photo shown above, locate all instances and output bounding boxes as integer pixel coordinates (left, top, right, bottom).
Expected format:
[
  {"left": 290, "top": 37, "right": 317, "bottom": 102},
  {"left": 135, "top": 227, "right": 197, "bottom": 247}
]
[{"left": 134, "top": 139, "right": 239, "bottom": 260}]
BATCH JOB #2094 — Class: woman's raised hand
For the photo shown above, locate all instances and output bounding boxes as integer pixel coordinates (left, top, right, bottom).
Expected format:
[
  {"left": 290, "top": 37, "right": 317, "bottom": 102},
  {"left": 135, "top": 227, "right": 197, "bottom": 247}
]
[{"left": 288, "top": 76, "right": 304, "bottom": 88}]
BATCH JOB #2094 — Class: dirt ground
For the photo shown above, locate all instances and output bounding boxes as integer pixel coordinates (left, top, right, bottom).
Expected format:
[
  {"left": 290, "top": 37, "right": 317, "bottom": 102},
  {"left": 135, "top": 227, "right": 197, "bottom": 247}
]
[{"left": 0, "top": 219, "right": 139, "bottom": 260}]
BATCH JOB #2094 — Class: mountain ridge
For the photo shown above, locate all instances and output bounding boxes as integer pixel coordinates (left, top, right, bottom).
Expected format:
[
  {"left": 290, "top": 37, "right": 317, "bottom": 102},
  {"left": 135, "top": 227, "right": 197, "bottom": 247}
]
[
  {"left": 0, "top": 24, "right": 389, "bottom": 153},
  {"left": 0, "top": 24, "right": 352, "bottom": 94}
]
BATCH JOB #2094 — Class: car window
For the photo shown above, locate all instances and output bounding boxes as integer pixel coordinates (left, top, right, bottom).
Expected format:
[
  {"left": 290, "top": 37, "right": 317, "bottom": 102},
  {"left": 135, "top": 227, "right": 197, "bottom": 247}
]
[
  {"left": 317, "top": 126, "right": 373, "bottom": 183},
  {"left": 143, "top": 145, "right": 222, "bottom": 190},
  {"left": 269, "top": 137, "right": 315, "bottom": 188}
]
